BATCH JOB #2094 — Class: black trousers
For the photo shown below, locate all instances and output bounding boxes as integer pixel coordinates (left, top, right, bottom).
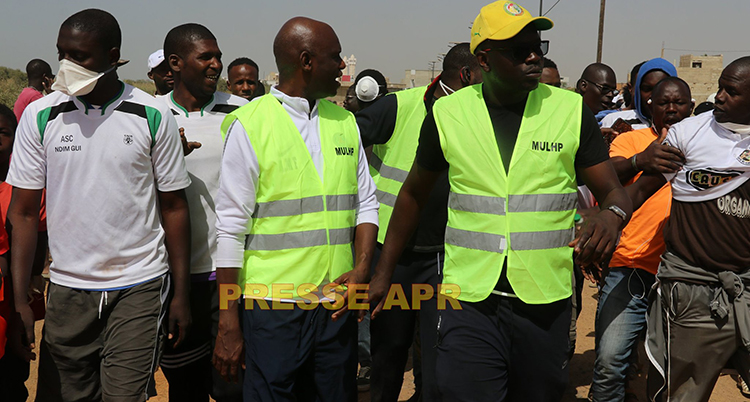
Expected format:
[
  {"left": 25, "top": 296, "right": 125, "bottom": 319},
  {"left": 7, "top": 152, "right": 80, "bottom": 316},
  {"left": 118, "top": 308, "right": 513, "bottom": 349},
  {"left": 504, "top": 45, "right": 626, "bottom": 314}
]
[
  {"left": 161, "top": 280, "right": 243, "bottom": 402},
  {"left": 370, "top": 245, "right": 442, "bottom": 402},
  {"left": 436, "top": 294, "right": 571, "bottom": 402},
  {"left": 242, "top": 302, "right": 357, "bottom": 402}
]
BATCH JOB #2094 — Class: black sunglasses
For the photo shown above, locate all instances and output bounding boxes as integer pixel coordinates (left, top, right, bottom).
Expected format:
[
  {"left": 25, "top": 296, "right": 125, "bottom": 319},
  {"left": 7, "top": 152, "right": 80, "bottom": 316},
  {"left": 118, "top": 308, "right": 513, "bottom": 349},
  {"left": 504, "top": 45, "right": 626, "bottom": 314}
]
[
  {"left": 583, "top": 78, "right": 619, "bottom": 96},
  {"left": 482, "top": 40, "right": 549, "bottom": 61}
]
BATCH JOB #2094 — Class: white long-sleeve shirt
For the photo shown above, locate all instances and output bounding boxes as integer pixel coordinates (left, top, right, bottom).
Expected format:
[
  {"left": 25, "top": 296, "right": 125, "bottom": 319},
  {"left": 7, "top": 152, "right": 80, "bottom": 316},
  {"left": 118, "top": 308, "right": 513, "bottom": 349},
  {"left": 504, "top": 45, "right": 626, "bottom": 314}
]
[{"left": 215, "top": 86, "right": 379, "bottom": 269}]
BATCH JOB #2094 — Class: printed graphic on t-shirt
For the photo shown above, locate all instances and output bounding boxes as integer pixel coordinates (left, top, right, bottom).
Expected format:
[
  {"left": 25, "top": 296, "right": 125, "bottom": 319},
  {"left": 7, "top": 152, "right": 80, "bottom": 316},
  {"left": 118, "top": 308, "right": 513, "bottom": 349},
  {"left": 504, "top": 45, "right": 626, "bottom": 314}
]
[
  {"left": 717, "top": 194, "right": 750, "bottom": 219},
  {"left": 54, "top": 134, "right": 82, "bottom": 153},
  {"left": 686, "top": 168, "right": 743, "bottom": 190}
]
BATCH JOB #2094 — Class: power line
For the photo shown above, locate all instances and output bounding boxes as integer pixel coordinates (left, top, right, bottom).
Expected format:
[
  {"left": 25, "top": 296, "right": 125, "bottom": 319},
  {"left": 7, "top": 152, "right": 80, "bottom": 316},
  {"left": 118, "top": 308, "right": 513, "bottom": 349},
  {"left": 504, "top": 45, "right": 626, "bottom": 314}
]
[
  {"left": 663, "top": 47, "right": 750, "bottom": 53},
  {"left": 543, "top": 0, "right": 562, "bottom": 16}
]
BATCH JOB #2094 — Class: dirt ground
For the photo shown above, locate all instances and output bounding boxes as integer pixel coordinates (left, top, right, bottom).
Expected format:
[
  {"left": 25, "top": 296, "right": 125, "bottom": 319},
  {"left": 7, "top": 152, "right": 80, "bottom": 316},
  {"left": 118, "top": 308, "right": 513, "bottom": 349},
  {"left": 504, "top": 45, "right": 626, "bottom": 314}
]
[{"left": 22, "top": 283, "right": 746, "bottom": 401}]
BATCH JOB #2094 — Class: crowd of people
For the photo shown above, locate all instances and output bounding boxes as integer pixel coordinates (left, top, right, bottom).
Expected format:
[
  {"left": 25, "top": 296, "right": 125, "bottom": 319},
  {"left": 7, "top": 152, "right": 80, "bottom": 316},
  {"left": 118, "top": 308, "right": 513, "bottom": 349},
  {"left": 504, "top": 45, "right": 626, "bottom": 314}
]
[{"left": 0, "top": 1, "right": 749, "bottom": 402}]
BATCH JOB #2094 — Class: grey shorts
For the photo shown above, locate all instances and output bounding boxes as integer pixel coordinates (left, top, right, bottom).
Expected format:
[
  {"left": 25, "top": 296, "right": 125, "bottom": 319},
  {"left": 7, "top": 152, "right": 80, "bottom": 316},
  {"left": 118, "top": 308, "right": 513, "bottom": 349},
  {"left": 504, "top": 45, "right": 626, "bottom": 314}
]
[{"left": 37, "top": 274, "right": 169, "bottom": 402}]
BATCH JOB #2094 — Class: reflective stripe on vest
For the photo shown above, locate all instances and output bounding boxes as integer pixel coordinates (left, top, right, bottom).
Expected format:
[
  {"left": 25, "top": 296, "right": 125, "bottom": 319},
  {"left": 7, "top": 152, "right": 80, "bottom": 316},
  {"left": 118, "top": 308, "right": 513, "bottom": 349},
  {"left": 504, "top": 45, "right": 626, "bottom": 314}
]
[
  {"left": 369, "top": 152, "right": 409, "bottom": 183},
  {"left": 223, "top": 94, "right": 359, "bottom": 298},
  {"left": 369, "top": 86, "right": 428, "bottom": 243},
  {"left": 435, "top": 83, "right": 582, "bottom": 304}
]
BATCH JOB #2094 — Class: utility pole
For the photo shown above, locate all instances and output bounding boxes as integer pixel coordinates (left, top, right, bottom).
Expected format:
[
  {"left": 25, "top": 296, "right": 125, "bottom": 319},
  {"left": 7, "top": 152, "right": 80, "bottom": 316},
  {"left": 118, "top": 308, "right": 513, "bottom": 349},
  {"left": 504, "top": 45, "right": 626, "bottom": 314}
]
[
  {"left": 428, "top": 61, "right": 437, "bottom": 80},
  {"left": 661, "top": 41, "right": 665, "bottom": 58},
  {"left": 539, "top": 0, "right": 543, "bottom": 37},
  {"left": 596, "top": 0, "right": 605, "bottom": 63}
]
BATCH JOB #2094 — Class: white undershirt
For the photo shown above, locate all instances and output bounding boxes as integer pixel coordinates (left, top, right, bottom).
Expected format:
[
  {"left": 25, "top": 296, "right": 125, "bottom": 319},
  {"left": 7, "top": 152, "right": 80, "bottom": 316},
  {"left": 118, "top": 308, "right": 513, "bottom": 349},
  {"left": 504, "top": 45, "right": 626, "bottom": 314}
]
[{"left": 215, "top": 86, "right": 379, "bottom": 271}]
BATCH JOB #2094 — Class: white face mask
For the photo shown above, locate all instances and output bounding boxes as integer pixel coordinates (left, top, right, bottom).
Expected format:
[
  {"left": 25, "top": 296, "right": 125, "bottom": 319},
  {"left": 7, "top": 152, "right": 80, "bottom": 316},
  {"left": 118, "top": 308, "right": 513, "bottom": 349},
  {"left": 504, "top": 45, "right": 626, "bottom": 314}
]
[
  {"left": 51, "top": 59, "right": 115, "bottom": 97},
  {"left": 717, "top": 121, "right": 750, "bottom": 135}
]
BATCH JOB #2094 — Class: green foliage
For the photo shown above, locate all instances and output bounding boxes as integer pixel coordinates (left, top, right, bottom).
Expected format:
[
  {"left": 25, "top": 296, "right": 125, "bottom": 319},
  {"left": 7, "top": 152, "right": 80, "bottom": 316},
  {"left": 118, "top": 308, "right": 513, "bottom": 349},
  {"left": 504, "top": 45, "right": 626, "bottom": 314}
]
[{"left": 0, "top": 66, "right": 28, "bottom": 109}]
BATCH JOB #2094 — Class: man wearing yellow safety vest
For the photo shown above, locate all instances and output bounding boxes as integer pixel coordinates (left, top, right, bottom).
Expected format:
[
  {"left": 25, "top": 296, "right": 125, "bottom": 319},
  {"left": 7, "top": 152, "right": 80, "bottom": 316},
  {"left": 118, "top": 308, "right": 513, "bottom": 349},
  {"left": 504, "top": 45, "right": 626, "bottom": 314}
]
[
  {"left": 358, "top": 43, "right": 481, "bottom": 401},
  {"left": 211, "top": 17, "right": 379, "bottom": 400},
  {"left": 371, "top": 1, "right": 632, "bottom": 400}
]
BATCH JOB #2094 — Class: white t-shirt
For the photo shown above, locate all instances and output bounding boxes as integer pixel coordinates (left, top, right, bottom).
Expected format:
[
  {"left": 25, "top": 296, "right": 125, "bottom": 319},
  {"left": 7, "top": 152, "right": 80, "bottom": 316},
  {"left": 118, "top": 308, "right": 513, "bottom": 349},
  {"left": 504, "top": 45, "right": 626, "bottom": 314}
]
[
  {"left": 600, "top": 109, "right": 649, "bottom": 131},
  {"left": 663, "top": 112, "right": 750, "bottom": 202},
  {"left": 161, "top": 92, "right": 248, "bottom": 274},
  {"left": 7, "top": 83, "right": 191, "bottom": 289}
]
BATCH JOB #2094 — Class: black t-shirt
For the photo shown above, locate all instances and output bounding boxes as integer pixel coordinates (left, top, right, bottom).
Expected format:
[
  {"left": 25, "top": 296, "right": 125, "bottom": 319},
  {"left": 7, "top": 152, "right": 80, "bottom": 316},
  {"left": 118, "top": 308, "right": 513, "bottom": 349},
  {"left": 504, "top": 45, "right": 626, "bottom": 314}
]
[
  {"left": 356, "top": 82, "right": 447, "bottom": 252},
  {"left": 417, "top": 96, "right": 609, "bottom": 173}
]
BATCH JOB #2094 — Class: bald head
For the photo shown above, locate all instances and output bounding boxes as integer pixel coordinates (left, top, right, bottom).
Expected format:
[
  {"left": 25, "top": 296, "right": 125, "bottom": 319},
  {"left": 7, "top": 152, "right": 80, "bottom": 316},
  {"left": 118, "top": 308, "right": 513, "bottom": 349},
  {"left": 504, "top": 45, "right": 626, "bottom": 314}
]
[
  {"left": 576, "top": 63, "right": 617, "bottom": 114},
  {"left": 273, "top": 17, "right": 344, "bottom": 100},
  {"left": 581, "top": 63, "right": 615, "bottom": 83},
  {"left": 274, "top": 17, "right": 334, "bottom": 76}
]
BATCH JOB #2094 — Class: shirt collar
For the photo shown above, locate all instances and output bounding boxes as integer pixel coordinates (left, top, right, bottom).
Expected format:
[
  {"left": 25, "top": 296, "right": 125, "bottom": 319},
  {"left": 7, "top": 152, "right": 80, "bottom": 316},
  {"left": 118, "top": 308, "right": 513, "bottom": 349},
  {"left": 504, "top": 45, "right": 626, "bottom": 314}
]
[{"left": 271, "top": 86, "right": 318, "bottom": 117}]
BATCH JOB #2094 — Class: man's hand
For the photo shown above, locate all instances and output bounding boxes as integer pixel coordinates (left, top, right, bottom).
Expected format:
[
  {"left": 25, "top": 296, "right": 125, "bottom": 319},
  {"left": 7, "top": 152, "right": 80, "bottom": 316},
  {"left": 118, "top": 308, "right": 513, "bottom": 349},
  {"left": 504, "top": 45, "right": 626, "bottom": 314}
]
[
  {"left": 634, "top": 127, "right": 684, "bottom": 175},
  {"left": 569, "top": 208, "right": 622, "bottom": 266},
  {"left": 600, "top": 127, "right": 620, "bottom": 147},
  {"left": 366, "top": 271, "right": 391, "bottom": 319},
  {"left": 213, "top": 315, "right": 244, "bottom": 383},
  {"left": 330, "top": 266, "right": 368, "bottom": 322},
  {"left": 10, "top": 304, "right": 36, "bottom": 361},
  {"left": 580, "top": 263, "right": 603, "bottom": 286},
  {"left": 167, "top": 296, "right": 191, "bottom": 348},
  {"left": 179, "top": 127, "right": 202, "bottom": 156}
]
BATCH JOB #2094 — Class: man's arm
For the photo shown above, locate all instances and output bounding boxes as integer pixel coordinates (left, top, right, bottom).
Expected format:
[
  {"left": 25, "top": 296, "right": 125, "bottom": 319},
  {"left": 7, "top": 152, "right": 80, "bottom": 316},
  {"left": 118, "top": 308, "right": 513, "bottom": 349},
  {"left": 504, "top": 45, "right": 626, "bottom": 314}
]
[
  {"left": 573, "top": 161, "right": 633, "bottom": 265},
  {"left": 367, "top": 111, "right": 446, "bottom": 318},
  {"left": 626, "top": 173, "right": 668, "bottom": 211},
  {"left": 610, "top": 134, "right": 684, "bottom": 185},
  {"left": 368, "top": 163, "right": 441, "bottom": 318},
  {"left": 213, "top": 120, "right": 259, "bottom": 383},
  {"left": 7, "top": 188, "right": 43, "bottom": 351},
  {"left": 158, "top": 189, "right": 192, "bottom": 348}
]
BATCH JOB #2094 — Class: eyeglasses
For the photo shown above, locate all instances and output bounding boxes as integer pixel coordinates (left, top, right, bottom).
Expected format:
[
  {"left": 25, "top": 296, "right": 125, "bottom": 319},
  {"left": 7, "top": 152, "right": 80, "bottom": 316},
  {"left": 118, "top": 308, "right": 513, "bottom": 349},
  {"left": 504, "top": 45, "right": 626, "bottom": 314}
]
[
  {"left": 583, "top": 78, "right": 619, "bottom": 96},
  {"left": 482, "top": 40, "right": 549, "bottom": 61}
]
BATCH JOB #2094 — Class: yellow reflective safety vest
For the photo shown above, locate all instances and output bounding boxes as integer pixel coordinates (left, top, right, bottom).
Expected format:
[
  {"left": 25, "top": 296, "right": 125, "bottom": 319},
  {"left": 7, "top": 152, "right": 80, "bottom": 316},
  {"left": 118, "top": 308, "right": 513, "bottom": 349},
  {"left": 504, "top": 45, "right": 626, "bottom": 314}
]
[
  {"left": 369, "top": 86, "right": 427, "bottom": 243},
  {"left": 433, "top": 84, "right": 581, "bottom": 304},
  {"left": 221, "top": 94, "right": 359, "bottom": 298}
]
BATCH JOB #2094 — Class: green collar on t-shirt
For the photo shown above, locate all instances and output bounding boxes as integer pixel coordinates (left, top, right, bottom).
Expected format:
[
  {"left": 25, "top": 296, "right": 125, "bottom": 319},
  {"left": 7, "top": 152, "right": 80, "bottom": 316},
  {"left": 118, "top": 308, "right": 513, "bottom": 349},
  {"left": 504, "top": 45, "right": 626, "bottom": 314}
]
[
  {"left": 77, "top": 82, "right": 125, "bottom": 116},
  {"left": 170, "top": 92, "right": 215, "bottom": 118}
]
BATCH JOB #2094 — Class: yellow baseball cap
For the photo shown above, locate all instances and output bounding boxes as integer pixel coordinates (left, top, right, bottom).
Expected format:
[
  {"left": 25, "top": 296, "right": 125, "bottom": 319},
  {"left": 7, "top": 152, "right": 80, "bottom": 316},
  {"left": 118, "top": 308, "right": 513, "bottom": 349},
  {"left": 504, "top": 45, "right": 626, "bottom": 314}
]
[{"left": 470, "top": 1, "right": 554, "bottom": 54}]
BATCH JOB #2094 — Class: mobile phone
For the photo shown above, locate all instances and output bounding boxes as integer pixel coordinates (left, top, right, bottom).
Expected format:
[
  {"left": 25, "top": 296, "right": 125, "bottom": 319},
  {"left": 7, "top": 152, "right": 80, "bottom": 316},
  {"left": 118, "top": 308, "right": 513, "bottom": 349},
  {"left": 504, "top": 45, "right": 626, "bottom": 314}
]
[{"left": 611, "top": 118, "right": 634, "bottom": 134}]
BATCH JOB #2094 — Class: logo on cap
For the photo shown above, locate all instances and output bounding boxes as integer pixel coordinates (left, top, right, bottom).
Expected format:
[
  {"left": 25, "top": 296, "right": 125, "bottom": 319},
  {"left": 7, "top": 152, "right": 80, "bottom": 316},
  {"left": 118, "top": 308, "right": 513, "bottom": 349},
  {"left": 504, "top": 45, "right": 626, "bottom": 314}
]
[{"left": 504, "top": 1, "right": 524, "bottom": 16}]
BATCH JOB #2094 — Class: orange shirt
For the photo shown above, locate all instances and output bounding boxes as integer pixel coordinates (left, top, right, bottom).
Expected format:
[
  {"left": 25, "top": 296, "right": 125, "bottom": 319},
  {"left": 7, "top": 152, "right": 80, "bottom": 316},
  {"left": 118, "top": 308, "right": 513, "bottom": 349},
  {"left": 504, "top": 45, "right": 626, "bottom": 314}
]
[
  {"left": 0, "top": 181, "right": 46, "bottom": 231},
  {"left": 608, "top": 127, "right": 671, "bottom": 274}
]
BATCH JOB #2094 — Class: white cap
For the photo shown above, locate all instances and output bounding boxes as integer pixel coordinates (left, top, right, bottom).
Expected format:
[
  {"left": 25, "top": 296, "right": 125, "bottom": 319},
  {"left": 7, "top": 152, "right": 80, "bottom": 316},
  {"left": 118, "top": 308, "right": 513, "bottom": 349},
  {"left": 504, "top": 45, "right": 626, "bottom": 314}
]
[
  {"left": 147, "top": 49, "right": 165, "bottom": 70},
  {"left": 356, "top": 76, "right": 380, "bottom": 103}
]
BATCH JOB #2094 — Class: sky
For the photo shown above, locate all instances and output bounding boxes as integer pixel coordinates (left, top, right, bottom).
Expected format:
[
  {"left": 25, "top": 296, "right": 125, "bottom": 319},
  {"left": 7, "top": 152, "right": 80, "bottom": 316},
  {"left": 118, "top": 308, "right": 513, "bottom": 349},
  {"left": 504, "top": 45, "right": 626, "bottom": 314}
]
[{"left": 1, "top": 0, "right": 749, "bottom": 86}]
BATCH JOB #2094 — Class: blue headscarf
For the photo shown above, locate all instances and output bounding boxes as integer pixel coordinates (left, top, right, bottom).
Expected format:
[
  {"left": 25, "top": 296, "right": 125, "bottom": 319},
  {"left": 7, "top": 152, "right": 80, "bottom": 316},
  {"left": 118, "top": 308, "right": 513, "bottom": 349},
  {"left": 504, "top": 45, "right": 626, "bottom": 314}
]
[{"left": 634, "top": 58, "right": 678, "bottom": 123}]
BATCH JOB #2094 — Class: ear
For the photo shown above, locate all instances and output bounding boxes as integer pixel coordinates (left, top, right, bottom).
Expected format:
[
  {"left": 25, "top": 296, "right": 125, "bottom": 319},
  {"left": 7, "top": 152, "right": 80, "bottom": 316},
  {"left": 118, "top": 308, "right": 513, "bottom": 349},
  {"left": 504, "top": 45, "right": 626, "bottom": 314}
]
[
  {"left": 459, "top": 66, "right": 471, "bottom": 86},
  {"left": 300, "top": 50, "right": 313, "bottom": 73},
  {"left": 689, "top": 100, "right": 695, "bottom": 116},
  {"left": 576, "top": 79, "right": 586, "bottom": 92},
  {"left": 169, "top": 54, "right": 182, "bottom": 73},
  {"left": 226, "top": 79, "right": 231, "bottom": 88},
  {"left": 475, "top": 51, "right": 491, "bottom": 73},
  {"left": 147, "top": 71, "right": 154, "bottom": 80},
  {"left": 108, "top": 47, "right": 121, "bottom": 67}
]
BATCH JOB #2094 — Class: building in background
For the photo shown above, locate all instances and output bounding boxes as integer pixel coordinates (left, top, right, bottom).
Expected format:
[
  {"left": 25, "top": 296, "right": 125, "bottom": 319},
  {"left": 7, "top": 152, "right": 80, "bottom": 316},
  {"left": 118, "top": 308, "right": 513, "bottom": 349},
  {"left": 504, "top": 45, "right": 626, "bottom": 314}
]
[
  {"left": 676, "top": 54, "right": 722, "bottom": 103},
  {"left": 401, "top": 69, "right": 442, "bottom": 88},
  {"left": 341, "top": 55, "right": 357, "bottom": 84}
]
